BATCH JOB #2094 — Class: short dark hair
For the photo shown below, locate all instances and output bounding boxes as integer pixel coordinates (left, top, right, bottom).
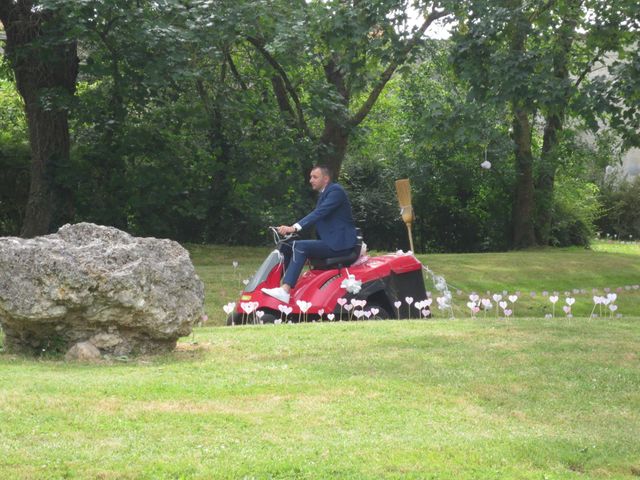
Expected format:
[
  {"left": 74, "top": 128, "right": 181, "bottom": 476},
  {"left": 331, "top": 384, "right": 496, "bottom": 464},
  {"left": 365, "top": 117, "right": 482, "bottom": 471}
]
[{"left": 312, "top": 164, "right": 332, "bottom": 180}]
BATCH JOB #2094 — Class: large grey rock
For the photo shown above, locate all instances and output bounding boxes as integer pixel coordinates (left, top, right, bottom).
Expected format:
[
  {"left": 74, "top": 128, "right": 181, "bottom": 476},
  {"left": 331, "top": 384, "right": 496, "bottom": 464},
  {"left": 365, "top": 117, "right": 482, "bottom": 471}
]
[{"left": 0, "top": 223, "right": 205, "bottom": 356}]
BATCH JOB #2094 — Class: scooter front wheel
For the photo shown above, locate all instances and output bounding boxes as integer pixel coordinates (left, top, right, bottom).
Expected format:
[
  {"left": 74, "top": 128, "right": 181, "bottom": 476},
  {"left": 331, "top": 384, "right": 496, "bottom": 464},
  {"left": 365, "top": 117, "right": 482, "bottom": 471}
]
[{"left": 226, "top": 312, "right": 244, "bottom": 326}]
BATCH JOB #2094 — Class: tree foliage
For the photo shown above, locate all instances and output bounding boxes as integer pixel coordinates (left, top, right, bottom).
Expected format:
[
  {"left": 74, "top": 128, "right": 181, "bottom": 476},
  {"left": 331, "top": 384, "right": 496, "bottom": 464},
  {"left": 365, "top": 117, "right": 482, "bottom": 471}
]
[{"left": 1, "top": 0, "right": 637, "bottom": 251}]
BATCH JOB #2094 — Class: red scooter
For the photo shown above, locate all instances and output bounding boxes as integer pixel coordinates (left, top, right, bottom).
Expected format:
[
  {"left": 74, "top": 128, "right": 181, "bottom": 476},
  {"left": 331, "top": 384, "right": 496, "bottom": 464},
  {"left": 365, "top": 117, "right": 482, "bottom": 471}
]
[{"left": 227, "top": 227, "right": 429, "bottom": 324}]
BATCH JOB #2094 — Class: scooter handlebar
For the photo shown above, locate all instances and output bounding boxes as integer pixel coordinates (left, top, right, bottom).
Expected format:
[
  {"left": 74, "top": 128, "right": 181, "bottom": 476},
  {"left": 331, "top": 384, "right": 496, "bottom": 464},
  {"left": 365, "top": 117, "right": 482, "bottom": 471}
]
[{"left": 268, "top": 226, "right": 298, "bottom": 245}]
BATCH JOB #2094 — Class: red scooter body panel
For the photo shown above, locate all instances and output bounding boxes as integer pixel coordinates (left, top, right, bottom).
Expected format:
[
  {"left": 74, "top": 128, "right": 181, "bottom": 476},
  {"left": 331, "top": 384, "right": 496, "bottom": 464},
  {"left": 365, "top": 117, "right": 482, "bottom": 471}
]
[{"left": 235, "top": 252, "right": 424, "bottom": 315}]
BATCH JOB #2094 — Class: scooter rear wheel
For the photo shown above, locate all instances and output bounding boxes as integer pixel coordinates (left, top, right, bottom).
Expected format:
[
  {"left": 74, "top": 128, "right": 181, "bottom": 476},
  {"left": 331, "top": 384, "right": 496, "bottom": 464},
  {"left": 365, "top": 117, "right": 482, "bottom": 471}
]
[{"left": 367, "top": 304, "right": 391, "bottom": 320}]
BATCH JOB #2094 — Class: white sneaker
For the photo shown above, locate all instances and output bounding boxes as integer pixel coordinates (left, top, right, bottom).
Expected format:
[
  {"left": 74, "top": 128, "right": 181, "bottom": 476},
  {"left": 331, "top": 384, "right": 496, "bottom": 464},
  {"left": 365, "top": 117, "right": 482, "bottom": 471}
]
[{"left": 261, "top": 287, "right": 290, "bottom": 304}]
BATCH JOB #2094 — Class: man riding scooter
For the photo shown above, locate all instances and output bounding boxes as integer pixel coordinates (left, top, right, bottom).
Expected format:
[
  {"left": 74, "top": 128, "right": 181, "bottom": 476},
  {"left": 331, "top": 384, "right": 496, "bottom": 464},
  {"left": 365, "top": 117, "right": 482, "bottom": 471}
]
[{"left": 261, "top": 165, "right": 358, "bottom": 304}]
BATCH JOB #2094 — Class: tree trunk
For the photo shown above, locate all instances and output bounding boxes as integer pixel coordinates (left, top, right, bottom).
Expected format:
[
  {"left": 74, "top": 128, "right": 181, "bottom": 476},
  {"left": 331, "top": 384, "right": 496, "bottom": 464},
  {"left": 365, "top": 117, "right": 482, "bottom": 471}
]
[
  {"left": 534, "top": 3, "right": 578, "bottom": 245},
  {"left": 318, "top": 57, "right": 350, "bottom": 178},
  {"left": 511, "top": 105, "right": 537, "bottom": 248},
  {"left": 1, "top": 1, "right": 79, "bottom": 237},
  {"left": 535, "top": 112, "right": 562, "bottom": 244},
  {"left": 317, "top": 119, "right": 350, "bottom": 179}
]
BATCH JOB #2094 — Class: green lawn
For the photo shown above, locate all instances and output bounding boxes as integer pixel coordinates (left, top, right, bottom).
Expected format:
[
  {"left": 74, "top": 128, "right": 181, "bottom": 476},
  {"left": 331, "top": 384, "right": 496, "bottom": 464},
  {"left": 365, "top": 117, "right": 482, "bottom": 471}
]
[
  {"left": 1, "top": 243, "right": 639, "bottom": 479},
  {"left": 1, "top": 319, "right": 639, "bottom": 479}
]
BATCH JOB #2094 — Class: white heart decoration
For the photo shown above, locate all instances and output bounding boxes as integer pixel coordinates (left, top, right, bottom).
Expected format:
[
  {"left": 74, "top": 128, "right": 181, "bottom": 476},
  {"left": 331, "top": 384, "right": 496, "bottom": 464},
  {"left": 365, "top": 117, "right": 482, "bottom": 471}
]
[
  {"left": 344, "top": 304, "right": 353, "bottom": 312},
  {"left": 504, "top": 309, "right": 512, "bottom": 317},
  {"left": 394, "top": 301, "right": 402, "bottom": 308},
  {"left": 421, "top": 309, "right": 430, "bottom": 317},
  {"left": 424, "top": 298, "right": 433, "bottom": 306},
  {"left": 607, "top": 293, "right": 617, "bottom": 302},
  {"left": 283, "top": 306, "right": 293, "bottom": 316},
  {"left": 549, "top": 296, "right": 559, "bottom": 304},
  {"left": 467, "top": 301, "right": 476, "bottom": 310},
  {"left": 223, "top": 303, "right": 235, "bottom": 315},
  {"left": 593, "top": 296, "right": 601, "bottom": 304},
  {"left": 481, "top": 299, "right": 492, "bottom": 307},
  {"left": 241, "top": 302, "right": 255, "bottom": 314},
  {"left": 563, "top": 305, "right": 571, "bottom": 314},
  {"left": 492, "top": 294, "right": 502, "bottom": 302},
  {"left": 566, "top": 297, "right": 575, "bottom": 306},
  {"left": 469, "top": 294, "right": 479, "bottom": 303},
  {"left": 327, "top": 313, "right": 335, "bottom": 321},
  {"left": 602, "top": 298, "right": 611, "bottom": 306},
  {"left": 499, "top": 301, "right": 507, "bottom": 310},
  {"left": 405, "top": 297, "right": 414, "bottom": 305},
  {"left": 370, "top": 308, "right": 379, "bottom": 316},
  {"left": 337, "top": 298, "right": 347, "bottom": 306},
  {"left": 508, "top": 295, "right": 518, "bottom": 303},
  {"left": 318, "top": 309, "right": 325, "bottom": 316},
  {"left": 256, "top": 310, "right": 265, "bottom": 319},
  {"left": 609, "top": 304, "right": 618, "bottom": 312},
  {"left": 354, "top": 310, "right": 364, "bottom": 319},
  {"left": 297, "top": 301, "right": 311, "bottom": 313},
  {"left": 364, "top": 311, "right": 372, "bottom": 318}
]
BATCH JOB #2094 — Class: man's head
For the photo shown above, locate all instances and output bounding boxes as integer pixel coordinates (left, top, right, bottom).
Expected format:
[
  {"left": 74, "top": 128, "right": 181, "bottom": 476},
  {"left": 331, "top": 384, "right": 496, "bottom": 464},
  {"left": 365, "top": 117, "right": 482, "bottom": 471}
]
[{"left": 309, "top": 165, "right": 332, "bottom": 191}]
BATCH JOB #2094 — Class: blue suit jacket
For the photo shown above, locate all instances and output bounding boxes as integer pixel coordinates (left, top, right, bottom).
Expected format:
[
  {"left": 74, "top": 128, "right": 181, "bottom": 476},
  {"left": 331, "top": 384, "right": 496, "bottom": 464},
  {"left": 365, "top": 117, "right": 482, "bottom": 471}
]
[{"left": 297, "top": 182, "right": 358, "bottom": 251}]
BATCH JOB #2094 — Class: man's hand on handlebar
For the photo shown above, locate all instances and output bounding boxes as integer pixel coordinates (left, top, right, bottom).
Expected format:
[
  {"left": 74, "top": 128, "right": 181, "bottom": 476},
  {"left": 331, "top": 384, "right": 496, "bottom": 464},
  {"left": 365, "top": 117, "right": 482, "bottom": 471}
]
[{"left": 277, "top": 225, "right": 296, "bottom": 235}]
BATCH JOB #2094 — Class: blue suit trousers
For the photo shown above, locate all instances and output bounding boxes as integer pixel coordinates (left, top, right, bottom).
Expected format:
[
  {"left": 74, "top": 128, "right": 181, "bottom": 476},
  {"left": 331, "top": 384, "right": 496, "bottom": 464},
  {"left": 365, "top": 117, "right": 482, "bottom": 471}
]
[{"left": 280, "top": 240, "right": 353, "bottom": 288}]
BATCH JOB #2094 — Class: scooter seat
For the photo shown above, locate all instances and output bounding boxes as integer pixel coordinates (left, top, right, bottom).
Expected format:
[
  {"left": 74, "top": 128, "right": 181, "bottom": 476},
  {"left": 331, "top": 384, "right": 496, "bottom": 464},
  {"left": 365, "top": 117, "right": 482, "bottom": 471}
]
[
  {"left": 309, "top": 248, "right": 360, "bottom": 270},
  {"left": 309, "top": 229, "right": 363, "bottom": 270}
]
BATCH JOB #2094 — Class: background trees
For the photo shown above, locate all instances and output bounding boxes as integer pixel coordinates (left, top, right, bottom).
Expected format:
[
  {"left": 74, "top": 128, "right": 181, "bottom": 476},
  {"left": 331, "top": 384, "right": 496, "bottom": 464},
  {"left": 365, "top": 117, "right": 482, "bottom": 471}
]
[
  {"left": 451, "top": 0, "right": 640, "bottom": 248},
  {"left": 1, "top": 0, "right": 638, "bottom": 250}
]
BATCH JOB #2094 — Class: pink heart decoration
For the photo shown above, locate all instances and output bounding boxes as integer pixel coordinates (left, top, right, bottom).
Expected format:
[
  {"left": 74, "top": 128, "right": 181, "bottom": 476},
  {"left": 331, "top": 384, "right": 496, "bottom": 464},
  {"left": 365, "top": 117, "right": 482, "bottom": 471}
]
[
  {"left": 337, "top": 298, "right": 347, "bottom": 306},
  {"left": 370, "top": 308, "right": 379, "bottom": 316},
  {"left": 394, "top": 301, "right": 402, "bottom": 308},
  {"left": 563, "top": 305, "right": 571, "bottom": 314},
  {"left": 504, "top": 309, "right": 512, "bottom": 317}
]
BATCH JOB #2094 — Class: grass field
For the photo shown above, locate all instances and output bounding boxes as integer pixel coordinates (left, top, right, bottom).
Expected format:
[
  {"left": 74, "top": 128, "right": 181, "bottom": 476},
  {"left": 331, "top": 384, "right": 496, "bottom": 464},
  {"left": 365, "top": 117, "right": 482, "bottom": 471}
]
[{"left": 1, "top": 242, "right": 639, "bottom": 479}]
